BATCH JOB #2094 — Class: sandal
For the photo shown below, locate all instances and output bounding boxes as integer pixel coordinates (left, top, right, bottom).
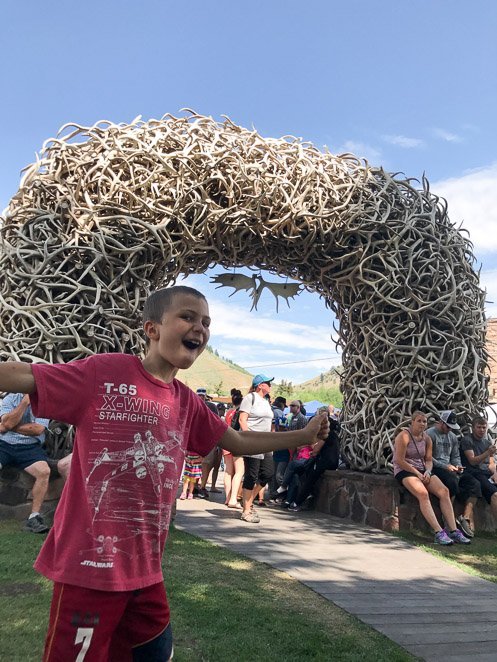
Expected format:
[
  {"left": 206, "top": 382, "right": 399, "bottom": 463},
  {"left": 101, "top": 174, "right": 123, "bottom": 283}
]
[
  {"left": 240, "top": 511, "right": 260, "bottom": 523},
  {"left": 227, "top": 503, "right": 242, "bottom": 509},
  {"left": 179, "top": 494, "right": 186, "bottom": 500},
  {"left": 187, "top": 493, "right": 193, "bottom": 500}
]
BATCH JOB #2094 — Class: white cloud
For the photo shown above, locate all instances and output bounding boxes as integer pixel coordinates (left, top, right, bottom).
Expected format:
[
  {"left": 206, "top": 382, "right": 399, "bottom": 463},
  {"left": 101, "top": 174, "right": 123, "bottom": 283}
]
[
  {"left": 433, "top": 163, "right": 497, "bottom": 254},
  {"left": 382, "top": 134, "right": 424, "bottom": 149},
  {"left": 335, "top": 140, "right": 382, "bottom": 164},
  {"left": 432, "top": 128, "right": 463, "bottom": 143},
  {"left": 209, "top": 299, "right": 338, "bottom": 352}
]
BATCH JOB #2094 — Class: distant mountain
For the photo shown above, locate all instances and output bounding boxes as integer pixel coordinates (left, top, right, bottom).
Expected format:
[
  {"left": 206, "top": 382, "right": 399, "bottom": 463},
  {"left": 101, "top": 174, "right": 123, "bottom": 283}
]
[
  {"left": 176, "top": 347, "right": 253, "bottom": 395},
  {"left": 297, "top": 367, "right": 342, "bottom": 390}
]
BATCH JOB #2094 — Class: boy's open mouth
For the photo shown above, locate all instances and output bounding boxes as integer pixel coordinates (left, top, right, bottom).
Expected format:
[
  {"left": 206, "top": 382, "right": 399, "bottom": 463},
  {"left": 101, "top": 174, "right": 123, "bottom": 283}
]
[{"left": 183, "top": 340, "right": 201, "bottom": 350}]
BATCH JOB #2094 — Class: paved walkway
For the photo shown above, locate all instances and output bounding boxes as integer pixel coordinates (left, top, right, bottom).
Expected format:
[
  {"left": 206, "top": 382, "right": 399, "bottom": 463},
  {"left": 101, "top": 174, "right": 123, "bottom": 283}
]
[{"left": 175, "top": 492, "right": 497, "bottom": 662}]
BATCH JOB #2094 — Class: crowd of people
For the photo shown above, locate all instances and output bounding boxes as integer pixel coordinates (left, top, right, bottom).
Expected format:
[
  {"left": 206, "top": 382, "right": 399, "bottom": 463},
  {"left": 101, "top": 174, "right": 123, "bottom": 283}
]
[
  {"left": 180, "top": 378, "right": 341, "bottom": 523},
  {"left": 183, "top": 389, "right": 497, "bottom": 543}
]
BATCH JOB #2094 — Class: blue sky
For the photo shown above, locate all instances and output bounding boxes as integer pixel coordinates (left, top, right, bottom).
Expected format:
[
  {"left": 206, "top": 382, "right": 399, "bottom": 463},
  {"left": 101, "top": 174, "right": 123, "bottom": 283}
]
[{"left": 1, "top": 0, "right": 496, "bottom": 383}]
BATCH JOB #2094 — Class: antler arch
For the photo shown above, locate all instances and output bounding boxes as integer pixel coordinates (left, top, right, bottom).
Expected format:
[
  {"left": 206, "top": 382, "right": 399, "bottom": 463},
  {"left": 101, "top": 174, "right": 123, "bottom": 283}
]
[{"left": 0, "top": 111, "right": 488, "bottom": 471}]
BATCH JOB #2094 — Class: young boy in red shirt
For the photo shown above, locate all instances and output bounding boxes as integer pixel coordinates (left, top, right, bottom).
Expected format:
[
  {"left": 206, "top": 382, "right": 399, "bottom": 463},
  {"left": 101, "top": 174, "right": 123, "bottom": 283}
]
[{"left": 0, "top": 285, "right": 326, "bottom": 661}]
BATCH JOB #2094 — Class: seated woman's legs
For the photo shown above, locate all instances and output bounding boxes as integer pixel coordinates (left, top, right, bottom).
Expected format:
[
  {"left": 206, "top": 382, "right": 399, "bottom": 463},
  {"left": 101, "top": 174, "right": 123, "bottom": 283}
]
[
  {"left": 426, "top": 475, "right": 457, "bottom": 531},
  {"left": 401, "top": 476, "right": 444, "bottom": 532}
]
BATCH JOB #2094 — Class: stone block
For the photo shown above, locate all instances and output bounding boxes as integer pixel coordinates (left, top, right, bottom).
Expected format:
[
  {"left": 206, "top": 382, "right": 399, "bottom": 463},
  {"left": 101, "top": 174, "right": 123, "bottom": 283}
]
[
  {"left": 371, "top": 486, "right": 395, "bottom": 514},
  {"left": 0, "top": 484, "right": 28, "bottom": 506},
  {"left": 330, "top": 488, "right": 350, "bottom": 518},
  {"left": 365, "top": 508, "right": 383, "bottom": 530},
  {"left": 351, "top": 492, "right": 365, "bottom": 523},
  {"left": 382, "top": 515, "right": 399, "bottom": 532}
]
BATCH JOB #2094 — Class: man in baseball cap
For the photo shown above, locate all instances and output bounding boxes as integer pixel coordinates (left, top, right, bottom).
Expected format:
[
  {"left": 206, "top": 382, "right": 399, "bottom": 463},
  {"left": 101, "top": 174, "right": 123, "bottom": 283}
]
[
  {"left": 427, "top": 410, "right": 480, "bottom": 538},
  {"left": 439, "top": 410, "right": 461, "bottom": 431}
]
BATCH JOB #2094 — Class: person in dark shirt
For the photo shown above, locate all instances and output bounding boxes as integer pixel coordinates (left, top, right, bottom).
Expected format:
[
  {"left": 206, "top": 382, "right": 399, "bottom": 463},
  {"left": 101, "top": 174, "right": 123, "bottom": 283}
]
[{"left": 460, "top": 415, "right": 497, "bottom": 535}]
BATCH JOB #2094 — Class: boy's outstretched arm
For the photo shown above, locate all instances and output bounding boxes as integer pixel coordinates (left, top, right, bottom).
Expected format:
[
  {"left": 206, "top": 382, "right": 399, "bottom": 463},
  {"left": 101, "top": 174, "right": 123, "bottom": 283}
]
[
  {"left": 0, "top": 362, "right": 36, "bottom": 394},
  {"left": 220, "top": 412, "right": 329, "bottom": 456}
]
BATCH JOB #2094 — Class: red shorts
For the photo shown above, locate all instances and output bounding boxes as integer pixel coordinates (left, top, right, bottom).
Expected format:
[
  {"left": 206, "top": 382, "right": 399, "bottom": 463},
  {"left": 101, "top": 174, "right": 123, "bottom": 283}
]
[{"left": 43, "top": 581, "right": 171, "bottom": 662}]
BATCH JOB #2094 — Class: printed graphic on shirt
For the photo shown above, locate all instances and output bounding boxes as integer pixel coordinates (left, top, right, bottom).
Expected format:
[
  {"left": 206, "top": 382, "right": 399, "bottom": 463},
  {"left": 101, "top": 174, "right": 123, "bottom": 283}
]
[{"left": 78, "top": 383, "right": 187, "bottom": 568}]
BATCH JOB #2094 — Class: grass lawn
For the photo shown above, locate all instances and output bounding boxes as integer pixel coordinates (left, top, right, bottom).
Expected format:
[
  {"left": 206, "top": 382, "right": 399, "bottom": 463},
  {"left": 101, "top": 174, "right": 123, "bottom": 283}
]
[
  {"left": 395, "top": 528, "right": 497, "bottom": 583},
  {"left": 0, "top": 519, "right": 415, "bottom": 661}
]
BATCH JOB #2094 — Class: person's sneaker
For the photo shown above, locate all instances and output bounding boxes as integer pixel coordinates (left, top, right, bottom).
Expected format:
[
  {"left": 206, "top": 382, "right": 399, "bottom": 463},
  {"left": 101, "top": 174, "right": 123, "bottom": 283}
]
[
  {"left": 24, "top": 514, "right": 50, "bottom": 534},
  {"left": 197, "top": 488, "right": 209, "bottom": 499},
  {"left": 434, "top": 530, "right": 454, "bottom": 546},
  {"left": 456, "top": 516, "right": 474, "bottom": 538},
  {"left": 287, "top": 502, "right": 301, "bottom": 512},
  {"left": 446, "top": 528, "right": 471, "bottom": 544},
  {"left": 240, "top": 511, "right": 260, "bottom": 523}
]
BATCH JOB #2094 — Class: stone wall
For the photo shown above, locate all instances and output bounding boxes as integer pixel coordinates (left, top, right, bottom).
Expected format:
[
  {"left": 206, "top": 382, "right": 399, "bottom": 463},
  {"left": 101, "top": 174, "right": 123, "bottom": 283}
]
[{"left": 314, "top": 469, "right": 497, "bottom": 533}]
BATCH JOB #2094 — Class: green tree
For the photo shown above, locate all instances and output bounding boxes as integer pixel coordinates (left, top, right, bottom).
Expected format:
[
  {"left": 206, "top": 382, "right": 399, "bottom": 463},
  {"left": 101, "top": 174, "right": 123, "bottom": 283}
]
[{"left": 276, "top": 380, "right": 294, "bottom": 397}]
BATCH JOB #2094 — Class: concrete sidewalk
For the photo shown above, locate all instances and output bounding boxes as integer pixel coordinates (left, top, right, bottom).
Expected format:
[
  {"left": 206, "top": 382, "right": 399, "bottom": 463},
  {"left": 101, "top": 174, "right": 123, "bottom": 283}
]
[{"left": 175, "top": 493, "right": 497, "bottom": 662}]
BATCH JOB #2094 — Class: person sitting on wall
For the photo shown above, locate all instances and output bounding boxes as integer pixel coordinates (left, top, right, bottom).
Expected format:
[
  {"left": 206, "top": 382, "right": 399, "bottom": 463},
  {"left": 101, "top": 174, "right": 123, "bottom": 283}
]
[
  {"left": 282, "top": 406, "right": 341, "bottom": 511},
  {"left": 460, "top": 415, "right": 497, "bottom": 532},
  {"left": 273, "top": 438, "right": 315, "bottom": 508},
  {"left": 426, "top": 410, "right": 482, "bottom": 538},
  {"left": 0, "top": 392, "right": 51, "bottom": 533},
  {"left": 393, "top": 410, "right": 470, "bottom": 545}
]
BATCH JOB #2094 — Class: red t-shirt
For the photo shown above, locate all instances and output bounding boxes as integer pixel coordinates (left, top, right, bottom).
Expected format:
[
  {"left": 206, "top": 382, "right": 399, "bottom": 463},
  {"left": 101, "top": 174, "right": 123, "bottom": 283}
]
[{"left": 30, "top": 353, "right": 227, "bottom": 591}]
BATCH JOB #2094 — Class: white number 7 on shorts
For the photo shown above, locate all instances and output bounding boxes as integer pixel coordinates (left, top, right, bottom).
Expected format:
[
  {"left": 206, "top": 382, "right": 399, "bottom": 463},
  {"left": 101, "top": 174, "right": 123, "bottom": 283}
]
[{"left": 75, "top": 627, "right": 94, "bottom": 661}]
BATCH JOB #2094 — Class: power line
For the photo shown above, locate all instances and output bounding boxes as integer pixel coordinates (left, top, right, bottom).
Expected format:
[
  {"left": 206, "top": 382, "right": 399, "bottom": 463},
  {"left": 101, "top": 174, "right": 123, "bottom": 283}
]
[{"left": 240, "top": 357, "right": 339, "bottom": 369}]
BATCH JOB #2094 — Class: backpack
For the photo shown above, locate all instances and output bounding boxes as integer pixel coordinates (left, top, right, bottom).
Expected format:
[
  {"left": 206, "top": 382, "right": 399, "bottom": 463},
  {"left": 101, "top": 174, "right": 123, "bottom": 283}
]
[
  {"left": 230, "top": 393, "right": 255, "bottom": 431},
  {"left": 230, "top": 409, "right": 241, "bottom": 431}
]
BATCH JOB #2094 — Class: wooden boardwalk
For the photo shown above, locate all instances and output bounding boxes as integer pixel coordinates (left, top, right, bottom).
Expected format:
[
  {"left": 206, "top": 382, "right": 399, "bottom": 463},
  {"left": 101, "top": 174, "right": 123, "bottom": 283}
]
[{"left": 175, "top": 494, "right": 497, "bottom": 662}]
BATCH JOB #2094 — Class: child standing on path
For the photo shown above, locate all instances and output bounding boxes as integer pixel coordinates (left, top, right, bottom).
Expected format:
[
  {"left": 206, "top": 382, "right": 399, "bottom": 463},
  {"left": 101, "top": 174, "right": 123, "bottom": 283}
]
[
  {"left": 0, "top": 285, "right": 326, "bottom": 661},
  {"left": 179, "top": 453, "right": 203, "bottom": 499}
]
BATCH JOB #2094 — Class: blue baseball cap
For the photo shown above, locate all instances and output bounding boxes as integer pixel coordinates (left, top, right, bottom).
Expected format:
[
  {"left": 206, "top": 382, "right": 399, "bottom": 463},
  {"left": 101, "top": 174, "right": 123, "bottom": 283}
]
[{"left": 252, "top": 374, "right": 274, "bottom": 387}]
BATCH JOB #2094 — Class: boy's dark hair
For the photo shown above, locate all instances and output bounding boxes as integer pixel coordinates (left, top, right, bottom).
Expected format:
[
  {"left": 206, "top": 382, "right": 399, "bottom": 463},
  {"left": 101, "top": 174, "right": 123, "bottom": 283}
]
[{"left": 143, "top": 286, "right": 207, "bottom": 346}]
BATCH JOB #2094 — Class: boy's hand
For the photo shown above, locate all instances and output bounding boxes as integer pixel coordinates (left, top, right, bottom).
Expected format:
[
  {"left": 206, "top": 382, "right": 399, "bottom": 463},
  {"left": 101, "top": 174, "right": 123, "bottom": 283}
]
[{"left": 305, "top": 413, "right": 328, "bottom": 440}]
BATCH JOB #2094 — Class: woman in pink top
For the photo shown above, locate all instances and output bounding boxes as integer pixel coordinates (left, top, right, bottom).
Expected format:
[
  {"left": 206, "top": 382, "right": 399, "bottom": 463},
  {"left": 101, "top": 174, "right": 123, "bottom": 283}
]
[{"left": 394, "top": 411, "right": 469, "bottom": 546}]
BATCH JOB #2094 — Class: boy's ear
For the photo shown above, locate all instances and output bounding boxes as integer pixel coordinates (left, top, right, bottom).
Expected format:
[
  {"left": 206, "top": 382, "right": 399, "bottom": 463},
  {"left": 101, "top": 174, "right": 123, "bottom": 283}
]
[{"left": 143, "top": 320, "right": 160, "bottom": 341}]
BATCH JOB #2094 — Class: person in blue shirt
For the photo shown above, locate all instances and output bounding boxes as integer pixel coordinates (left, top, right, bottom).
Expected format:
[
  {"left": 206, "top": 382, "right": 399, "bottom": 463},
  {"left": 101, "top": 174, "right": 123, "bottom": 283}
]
[{"left": 0, "top": 392, "right": 51, "bottom": 533}]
